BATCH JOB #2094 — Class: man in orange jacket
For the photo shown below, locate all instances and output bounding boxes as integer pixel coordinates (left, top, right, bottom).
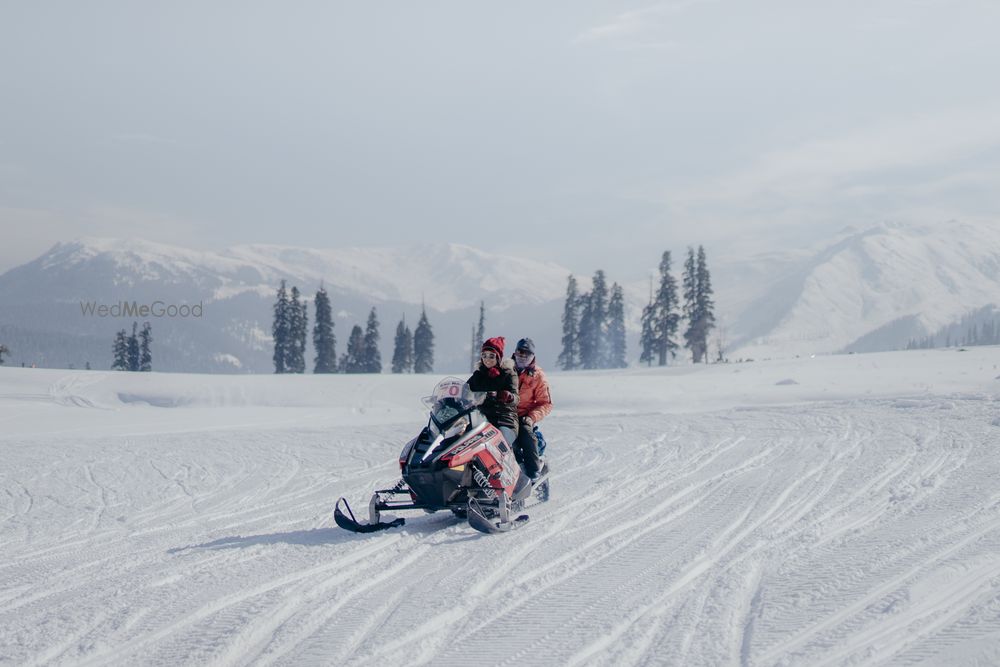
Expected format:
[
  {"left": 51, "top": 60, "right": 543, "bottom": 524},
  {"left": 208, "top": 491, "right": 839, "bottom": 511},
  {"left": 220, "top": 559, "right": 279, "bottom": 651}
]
[{"left": 511, "top": 337, "right": 552, "bottom": 480}]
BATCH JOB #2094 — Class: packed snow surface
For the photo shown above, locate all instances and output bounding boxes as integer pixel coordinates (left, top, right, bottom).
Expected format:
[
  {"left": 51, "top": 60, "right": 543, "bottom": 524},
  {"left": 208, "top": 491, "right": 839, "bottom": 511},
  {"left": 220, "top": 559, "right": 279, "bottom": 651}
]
[{"left": 2, "top": 349, "right": 1000, "bottom": 665}]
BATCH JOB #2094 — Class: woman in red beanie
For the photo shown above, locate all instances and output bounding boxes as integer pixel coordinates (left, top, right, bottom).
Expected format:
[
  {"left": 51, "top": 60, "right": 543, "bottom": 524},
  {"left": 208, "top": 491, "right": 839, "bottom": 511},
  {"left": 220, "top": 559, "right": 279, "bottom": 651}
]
[{"left": 467, "top": 336, "right": 520, "bottom": 447}]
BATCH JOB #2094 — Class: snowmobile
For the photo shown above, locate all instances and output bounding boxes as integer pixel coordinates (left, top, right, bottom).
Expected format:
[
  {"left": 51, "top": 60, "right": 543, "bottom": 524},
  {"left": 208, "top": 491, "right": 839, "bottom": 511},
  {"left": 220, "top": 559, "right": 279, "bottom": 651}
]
[{"left": 335, "top": 377, "right": 550, "bottom": 534}]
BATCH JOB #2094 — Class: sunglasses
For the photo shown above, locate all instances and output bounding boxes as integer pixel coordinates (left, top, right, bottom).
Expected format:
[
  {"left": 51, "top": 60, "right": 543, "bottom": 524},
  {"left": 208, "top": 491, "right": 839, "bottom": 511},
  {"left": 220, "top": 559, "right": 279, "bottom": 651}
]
[
  {"left": 514, "top": 349, "right": 533, "bottom": 357},
  {"left": 481, "top": 351, "right": 497, "bottom": 359}
]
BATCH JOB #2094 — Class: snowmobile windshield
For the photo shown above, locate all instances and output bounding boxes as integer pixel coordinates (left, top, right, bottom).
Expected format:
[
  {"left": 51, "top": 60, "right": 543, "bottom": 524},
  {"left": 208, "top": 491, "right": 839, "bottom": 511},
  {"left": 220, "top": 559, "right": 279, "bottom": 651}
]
[{"left": 422, "top": 377, "right": 482, "bottom": 427}]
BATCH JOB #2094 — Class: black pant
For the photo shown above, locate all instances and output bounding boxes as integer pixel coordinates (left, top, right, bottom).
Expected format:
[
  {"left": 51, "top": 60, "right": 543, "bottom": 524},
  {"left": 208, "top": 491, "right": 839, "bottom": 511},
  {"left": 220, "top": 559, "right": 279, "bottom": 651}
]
[{"left": 513, "top": 424, "right": 543, "bottom": 477}]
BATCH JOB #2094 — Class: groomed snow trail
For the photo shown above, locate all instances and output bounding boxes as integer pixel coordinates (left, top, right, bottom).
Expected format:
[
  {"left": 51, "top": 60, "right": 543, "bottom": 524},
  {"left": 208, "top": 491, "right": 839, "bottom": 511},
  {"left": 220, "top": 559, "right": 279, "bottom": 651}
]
[{"left": 2, "top": 368, "right": 1000, "bottom": 665}]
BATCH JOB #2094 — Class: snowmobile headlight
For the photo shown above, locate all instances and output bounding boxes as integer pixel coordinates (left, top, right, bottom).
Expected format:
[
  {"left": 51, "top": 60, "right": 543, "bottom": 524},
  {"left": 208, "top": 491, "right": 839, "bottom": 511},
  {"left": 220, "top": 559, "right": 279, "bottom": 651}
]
[{"left": 443, "top": 416, "right": 470, "bottom": 439}]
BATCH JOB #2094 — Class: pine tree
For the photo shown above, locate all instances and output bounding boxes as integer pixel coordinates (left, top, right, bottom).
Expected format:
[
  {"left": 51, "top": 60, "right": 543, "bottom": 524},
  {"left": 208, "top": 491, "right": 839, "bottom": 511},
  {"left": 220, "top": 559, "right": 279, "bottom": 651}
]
[
  {"left": 476, "top": 301, "right": 485, "bottom": 357},
  {"left": 285, "top": 287, "right": 307, "bottom": 373},
  {"left": 682, "top": 246, "right": 716, "bottom": 363},
  {"left": 362, "top": 307, "right": 382, "bottom": 373},
  {"left": 653, "top": 251, "right": 680, "bottom": 366},
  {"left": 694, "top": 245, "right": 716, "bottom": 363},
  {"left": 139, "top": 322, "right": 152, "bottom": 372},
  {"left": 272, "top": 280, "right": 290, "bottom": 374},
  {"left": 591, "top": 270, "right": 609, "bottom": 367},
  {"left": 391, "top": 316, "right": 414, "bottom": 373},
  {"left": 469, "top": 326, "right": 477, "bottom": 372},
  {"left": 413, "top": 306, "right": 434, "bottom": 374},
  {"left": 0, "top": 343, "right": 8, "bottom": 365},
  {"left": 639, "top": 276, "right": 655, "bottom": 367},
  {"left": 470, "top": 301, "right": 485, "bottom": 372},
  {"left": 578, "top": 271, "right": 609, "bottom": 369},
  {"left": 607, "top": 283, "right": 627, "bottom": 368},
  {"left": 127, "top": 322, "right": 140, "bottom": 372},
  {"left": 558, "top": 275, "right": 581, "bottom": 371},
  {"left": 312, "top": 286, "right": 337, "bottom": 373},
  {"left": 577, "top": 290, "right": 595, "bottom": 369},
  {"left": 682, "top": 247, "right": 698, "bottom": 362},
  {"left": 340, "top": 325, "right": 365, "bottom": 373},
  {"left": 112, "top": 330, "right": 129, "bottom": 370},
  {"left": 298, "top": 294, "right": 309, "bottom": 369}
]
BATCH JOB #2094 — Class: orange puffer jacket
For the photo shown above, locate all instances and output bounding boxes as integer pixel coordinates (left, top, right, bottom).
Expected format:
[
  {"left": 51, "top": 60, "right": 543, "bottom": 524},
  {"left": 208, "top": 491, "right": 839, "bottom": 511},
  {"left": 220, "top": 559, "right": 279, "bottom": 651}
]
[{"left": 515, "top": 363, "right": 553, "bottom": 423}]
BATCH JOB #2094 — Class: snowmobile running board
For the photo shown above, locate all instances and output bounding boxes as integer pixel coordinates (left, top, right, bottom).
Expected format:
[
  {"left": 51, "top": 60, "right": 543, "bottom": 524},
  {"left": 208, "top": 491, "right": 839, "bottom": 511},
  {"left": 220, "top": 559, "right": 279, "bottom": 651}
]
[{"left": 334, "top": 497, "right": 405, "bottom": 533}]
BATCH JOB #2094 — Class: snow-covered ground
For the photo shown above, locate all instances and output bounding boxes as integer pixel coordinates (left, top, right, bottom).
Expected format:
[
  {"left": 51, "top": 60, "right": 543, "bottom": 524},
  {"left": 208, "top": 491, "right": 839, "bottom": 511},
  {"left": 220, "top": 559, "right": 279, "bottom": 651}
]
[{"left": 2, "top": 349, "right": 1000, "bottom": 666}]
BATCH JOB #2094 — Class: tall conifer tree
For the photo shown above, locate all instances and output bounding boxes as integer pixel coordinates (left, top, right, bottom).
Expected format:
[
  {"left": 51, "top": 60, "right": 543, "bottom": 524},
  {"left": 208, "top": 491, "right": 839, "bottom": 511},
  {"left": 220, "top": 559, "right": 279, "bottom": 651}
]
[
  {"left": 272, "top": 280, "right": 290, "bottom": 374},
  {"left": 362, "top": 307, "right": 381, "bottom": 373},
  {"left": 312, "top": 286, "right": 337, "bottom": 373},
  {"left": 639, "top": 303, "right": 656, "bottom": 367},
  {"left": 413, "top": 306, "right": 435, "bottom": 374},
  {"left": 469, "top": 326, "right": 477, "bottom": 372},
  {"left": 607, "top": 283, "right": 627, "bottom": 368},
  {"left": 391, "top": 316, "right": 414, "bottom": 373},
  {"left": 476, "top": 301, "right": 485, "bottom": 356},
  {"left": 112, "top": 330, "right": 129, "bottom": 370},
  {"left": 577, "top": 291, "right": 596, "bottom": 369},
  {"left": 682, "top": 247, "right": 699, "bottom": 363},
  {"left": 127, "top": 322, "right": 140, "bottom": 372},
  {"left": 578, "top": 270, "right": 608, "bottom": 369},
  {"left": 653, "top": 251, "right": 680, "bottom": 366},
  {"left": 139, "top": 322, "right": 152, "bottom": 372},
  {"left": 341, "top": 325, "right": 365, "bottom": 373},
  {"left": 285, "top": 287, "right": 307, "bottom": 373},
  {"left": 558, "top": 275, "right": 581, "bottom": 371},
  {"left": 694, "top": 245, "right": 716, "bottom": 363},
  {"left": 681, "top": 246, "right": 717, "bottom": 363}
]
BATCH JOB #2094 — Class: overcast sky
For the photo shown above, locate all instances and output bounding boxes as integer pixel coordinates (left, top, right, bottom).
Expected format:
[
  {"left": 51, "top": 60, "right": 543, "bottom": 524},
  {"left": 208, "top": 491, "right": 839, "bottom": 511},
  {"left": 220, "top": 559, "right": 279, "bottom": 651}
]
[{"left": 2, "top": 0, "right": 999, "bottom": 277}]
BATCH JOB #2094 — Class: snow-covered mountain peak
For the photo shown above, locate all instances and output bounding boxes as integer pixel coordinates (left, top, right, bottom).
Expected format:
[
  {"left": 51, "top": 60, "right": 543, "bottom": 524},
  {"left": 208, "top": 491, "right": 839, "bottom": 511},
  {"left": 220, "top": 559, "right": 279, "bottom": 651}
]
[
  {"left": 730, "top": 220, "right": 1000, "bottom": 358},
  {"left": 26, "top": 237, "right": 571, "bottom": 311}
]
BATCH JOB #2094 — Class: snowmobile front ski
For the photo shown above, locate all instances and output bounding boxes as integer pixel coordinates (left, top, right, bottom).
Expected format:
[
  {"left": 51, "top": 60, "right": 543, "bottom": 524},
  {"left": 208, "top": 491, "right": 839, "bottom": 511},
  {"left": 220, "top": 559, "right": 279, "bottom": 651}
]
[
  {"left": 334, "top": 497, "right": 405, "bottom": 533},
  {"left": 467, "top": 496, "right": 529, "bottom": 534}
]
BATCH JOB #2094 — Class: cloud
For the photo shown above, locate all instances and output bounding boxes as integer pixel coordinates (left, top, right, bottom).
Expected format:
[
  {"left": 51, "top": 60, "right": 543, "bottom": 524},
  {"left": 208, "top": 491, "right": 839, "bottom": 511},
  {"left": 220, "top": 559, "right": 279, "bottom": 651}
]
[
  {"left": 655, "top": 107, "right": 1000, "bottom": 231},
  {"left": 574, "top": 0, "right": 717, "bottom": 45}
]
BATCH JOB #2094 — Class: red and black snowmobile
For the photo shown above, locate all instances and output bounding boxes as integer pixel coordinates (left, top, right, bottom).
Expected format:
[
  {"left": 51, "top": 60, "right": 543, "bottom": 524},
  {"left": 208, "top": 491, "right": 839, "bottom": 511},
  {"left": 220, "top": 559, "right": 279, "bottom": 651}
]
[{"left": 335, "top": 377, "right": 550, "bottom": 534}]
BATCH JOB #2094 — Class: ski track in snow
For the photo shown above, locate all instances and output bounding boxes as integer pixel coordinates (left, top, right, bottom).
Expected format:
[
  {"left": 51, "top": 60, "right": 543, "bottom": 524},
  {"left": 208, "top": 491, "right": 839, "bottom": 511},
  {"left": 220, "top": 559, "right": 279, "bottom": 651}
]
[{"left": 2, "top": 383, "right": 1000, "bottom": 665}]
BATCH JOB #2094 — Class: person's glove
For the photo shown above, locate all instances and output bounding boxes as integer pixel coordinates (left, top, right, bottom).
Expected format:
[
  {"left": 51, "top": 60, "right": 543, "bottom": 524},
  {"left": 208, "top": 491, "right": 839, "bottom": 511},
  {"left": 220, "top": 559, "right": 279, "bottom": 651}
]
[
  {"left": 497, "top": 390, "right": 514, "bottom": 404},
  {"left": 521, "top": 415, "right": 534, "bottom": 429},
  {"left": 486, "top": 366, "right": 501, "bottom": 379}
]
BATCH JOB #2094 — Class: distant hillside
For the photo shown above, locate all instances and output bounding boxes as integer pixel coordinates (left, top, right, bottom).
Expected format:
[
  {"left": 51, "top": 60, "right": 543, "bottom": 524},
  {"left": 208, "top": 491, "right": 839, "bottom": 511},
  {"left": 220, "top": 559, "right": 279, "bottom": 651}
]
[
  {"left": 0, "top": 239, "right": 572, "bottom": 373},
  {"left": 2, "top": 222, "right": 996, "bottom": 371},
  {"left": 726, "top": 221, "right": 1000, "bottom": 358}
]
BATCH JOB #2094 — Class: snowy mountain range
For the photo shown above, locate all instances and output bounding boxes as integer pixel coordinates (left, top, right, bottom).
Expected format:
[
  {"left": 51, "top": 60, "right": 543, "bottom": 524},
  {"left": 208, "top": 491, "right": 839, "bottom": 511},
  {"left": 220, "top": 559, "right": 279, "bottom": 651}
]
[
  {"left": 721, "top": 221, "right": 1000, "bottom": 359},
  {"left": 0, "top": 221, "right": 997, "bottom": 372},
  {"left": 0, "top": 239, "right": 572, "bottom": 373}
]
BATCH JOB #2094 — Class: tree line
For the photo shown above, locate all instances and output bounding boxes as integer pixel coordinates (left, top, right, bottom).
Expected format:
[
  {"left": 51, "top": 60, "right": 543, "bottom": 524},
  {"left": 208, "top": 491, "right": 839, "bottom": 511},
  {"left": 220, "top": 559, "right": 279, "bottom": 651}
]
[
  {"left": 906, "top": 313, "right": 1000, "bottom": 350},
  {"left": 558, "top": 246, "right": 716, "bottom": 370},
  {"left": 557, "top": 270, "right": 629, "bottom": 370},
  {"left": 271, "top": 281, "right": 435, "bottom": 374},
  {"left": 112, "top": 322, "right": 153, "bottom": 371}
]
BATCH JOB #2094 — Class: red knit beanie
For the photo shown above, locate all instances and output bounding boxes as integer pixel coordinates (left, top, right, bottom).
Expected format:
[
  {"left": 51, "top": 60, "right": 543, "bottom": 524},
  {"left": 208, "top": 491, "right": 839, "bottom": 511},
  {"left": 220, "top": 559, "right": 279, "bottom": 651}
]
[{"left": 482, "top": 336, "right": 505, "bottom": 358}]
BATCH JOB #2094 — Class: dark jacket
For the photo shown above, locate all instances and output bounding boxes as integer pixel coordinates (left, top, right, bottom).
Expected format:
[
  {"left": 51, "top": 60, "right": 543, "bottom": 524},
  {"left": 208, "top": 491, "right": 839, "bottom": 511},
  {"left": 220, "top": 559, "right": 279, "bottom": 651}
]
[{"left": 467, "top": 358, "right": 520, "bottom": 431}]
